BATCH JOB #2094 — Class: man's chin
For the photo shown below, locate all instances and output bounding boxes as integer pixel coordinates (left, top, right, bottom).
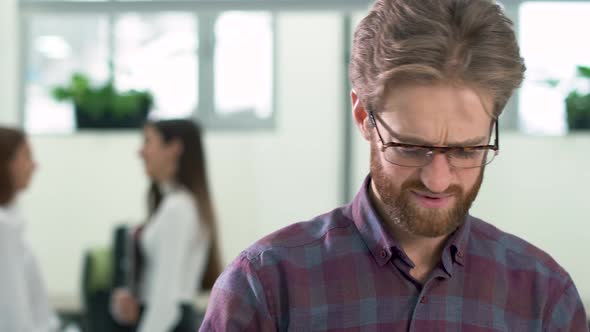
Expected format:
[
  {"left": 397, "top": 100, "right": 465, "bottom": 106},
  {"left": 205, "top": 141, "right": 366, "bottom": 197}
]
[
  {"left": 401, "top": 202, "right": 465, "bottom": 237},
  {"left": 407, "top": 215, "right": 463, "bottom": 238}
]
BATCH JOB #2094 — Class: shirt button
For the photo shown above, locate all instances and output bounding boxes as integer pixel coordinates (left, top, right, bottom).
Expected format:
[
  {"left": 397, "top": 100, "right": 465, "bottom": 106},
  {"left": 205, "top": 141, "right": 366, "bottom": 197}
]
[
  {"left": 420, "top": 296, "right": 427, "bottom": 304},
  {"left": 380, "top": 249, "right": 387, "bottom": 258}
]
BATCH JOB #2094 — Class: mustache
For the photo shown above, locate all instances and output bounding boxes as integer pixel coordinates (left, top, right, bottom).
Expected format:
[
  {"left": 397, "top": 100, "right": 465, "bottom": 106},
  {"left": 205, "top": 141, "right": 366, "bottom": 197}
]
[{"left": 400, "top": 179, "right": 463, "bottom": 196}]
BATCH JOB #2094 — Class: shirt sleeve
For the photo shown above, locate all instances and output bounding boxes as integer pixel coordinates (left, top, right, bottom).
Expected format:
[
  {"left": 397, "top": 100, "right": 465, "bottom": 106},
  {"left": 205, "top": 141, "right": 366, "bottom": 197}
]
[
  {"left": 199, "top": 254, "right": 276, "bottom": 332},
  {"left": 544, "top": 277, "right": 589, "bottom": 332},
  {"left": 137, "top": 196, "right": 197, "bottom": 332},
  {"left": 0, "top": 223, "right": 48, "bottom": 332}
]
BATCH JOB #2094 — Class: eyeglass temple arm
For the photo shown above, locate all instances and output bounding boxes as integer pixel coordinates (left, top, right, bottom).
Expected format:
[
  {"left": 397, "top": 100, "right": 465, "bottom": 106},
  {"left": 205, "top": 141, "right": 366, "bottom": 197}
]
[
  {"left": 367, "top": 111, "right": 387, "bottom": 144},
  {"left": 494, "top": 119, "right": 500, "bottom": 154},
  {"left": 367, "top": 110, "right": 377, "bottom": 127}
]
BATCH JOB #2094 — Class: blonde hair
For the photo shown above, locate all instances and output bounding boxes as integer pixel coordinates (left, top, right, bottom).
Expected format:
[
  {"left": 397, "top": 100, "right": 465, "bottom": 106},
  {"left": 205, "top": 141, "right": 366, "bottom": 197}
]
[{"left": 350, "top": 0, "right": 526, "bottom": 117}]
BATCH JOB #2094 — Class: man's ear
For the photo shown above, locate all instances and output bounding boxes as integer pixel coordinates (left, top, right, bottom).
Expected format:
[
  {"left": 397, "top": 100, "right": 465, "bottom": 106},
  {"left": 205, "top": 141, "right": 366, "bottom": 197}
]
[{"left": 351, "top": 90, "right": 372, "bottom": 141}]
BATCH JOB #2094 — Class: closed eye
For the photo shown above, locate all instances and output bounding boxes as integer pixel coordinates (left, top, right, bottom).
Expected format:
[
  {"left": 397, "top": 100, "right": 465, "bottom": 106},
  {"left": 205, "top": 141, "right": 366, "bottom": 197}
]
[
  {"left": 451, "top": 149, "right": 483, "bottom": 159},
  {"left": 398, "top": 147, "right": 427, "bottom": 157}
]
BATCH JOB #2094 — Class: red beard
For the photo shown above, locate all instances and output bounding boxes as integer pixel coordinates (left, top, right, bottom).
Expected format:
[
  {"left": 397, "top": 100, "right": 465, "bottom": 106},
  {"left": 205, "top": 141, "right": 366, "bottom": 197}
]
[{"left": 370, "top": 143, "right": 483, "bottom": 237}]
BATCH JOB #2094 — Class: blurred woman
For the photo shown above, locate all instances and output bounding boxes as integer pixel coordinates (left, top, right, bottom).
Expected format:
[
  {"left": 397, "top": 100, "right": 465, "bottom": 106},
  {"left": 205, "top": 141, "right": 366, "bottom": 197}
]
[
  {"left": 0, "top": 126, "right": 59, "bottom": 332},
  {"left": 111, "top": 119, "right": 222, "bottom": 332}
]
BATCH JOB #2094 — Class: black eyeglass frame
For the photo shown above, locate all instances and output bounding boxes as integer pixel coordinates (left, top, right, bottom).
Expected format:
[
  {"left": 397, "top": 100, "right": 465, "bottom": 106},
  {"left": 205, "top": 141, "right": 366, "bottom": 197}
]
[{"left": 367, "top": 111, "right": 500, "bottom": 169}]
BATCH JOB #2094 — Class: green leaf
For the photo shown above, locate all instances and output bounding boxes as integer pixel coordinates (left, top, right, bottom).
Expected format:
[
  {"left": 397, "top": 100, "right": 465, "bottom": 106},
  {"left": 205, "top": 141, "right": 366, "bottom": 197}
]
[
  {"left": 577, "top": 65, "right": 590, "bottom": 79},
  {"left": 50, "top": 72, "right": 153, "bottom": 118},
  {"left": 565, "top": 90, "right": 590, "bottom": 130},
  {"left": 51, "top": 87, "right": 71, "bottom": 101}
]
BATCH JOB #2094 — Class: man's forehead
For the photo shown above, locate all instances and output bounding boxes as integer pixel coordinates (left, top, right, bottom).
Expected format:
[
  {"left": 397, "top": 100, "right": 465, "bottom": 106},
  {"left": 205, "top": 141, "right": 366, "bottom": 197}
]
[
  {"left": 377, "top": 83, "right": 493, "bottom": 131},
  {"left": 382, "top": 82, "right": 494, "bottom": 114},
  {"left": 377, "top": 102, "right": 493, "bottom": 129}
]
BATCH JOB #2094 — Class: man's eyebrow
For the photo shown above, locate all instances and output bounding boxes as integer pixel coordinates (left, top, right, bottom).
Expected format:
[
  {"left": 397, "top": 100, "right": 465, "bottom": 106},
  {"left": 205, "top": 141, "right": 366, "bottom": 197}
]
[
  {"left": 387, "top": 128, "right": 488, "bottom": 147},
  {"left": 374, "top": 113, "right": 490, "bottom": 146}
]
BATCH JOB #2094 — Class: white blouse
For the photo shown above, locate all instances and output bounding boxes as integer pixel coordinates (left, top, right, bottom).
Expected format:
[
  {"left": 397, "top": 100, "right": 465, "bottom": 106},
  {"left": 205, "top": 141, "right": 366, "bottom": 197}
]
[
  {"left": 0, "top": 204, "right": 59, "bottom": 332},
  {"left": 137, "top": 184, "right": 210, "bottom": 332}
]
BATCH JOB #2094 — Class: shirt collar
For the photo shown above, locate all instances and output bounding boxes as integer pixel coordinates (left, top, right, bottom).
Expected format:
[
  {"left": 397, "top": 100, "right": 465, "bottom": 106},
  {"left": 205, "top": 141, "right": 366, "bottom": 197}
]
[
  {"left": 351, "top": 174, "right": 471, "bottom": 273},
  {"left": 440, "top": 215, "right": 471, "bottom": 275},
  {"left": 0, "top": 201, "right": 18, "bottom": 214},
  {"left": 351, "top": 175, "right": 399, "bottom": 267},
  {"left": 158, "top": 181, "right": 178, "bottom": 195},
  {"left": 0, "top": 202, "right": 25, "bottom": 229}
]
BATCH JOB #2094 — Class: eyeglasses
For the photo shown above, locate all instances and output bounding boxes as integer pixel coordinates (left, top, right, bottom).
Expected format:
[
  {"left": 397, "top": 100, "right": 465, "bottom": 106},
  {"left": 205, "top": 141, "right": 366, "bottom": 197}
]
[{"left": 368, "top": 111, "right": 499, "bottom": 169}]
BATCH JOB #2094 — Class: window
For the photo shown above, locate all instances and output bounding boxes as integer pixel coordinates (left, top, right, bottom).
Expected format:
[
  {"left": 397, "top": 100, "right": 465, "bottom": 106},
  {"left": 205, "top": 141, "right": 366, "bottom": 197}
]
[
  {"left": 214, "top": 12, "right": 273, "bottom": 119},
  {"left": 24, "top": 14, "right": 110, "bottom": 133},
  {"left": 114, "top": 13, "right": 199, "bottom": 120},
  {"left": 20, "top": 1, "right": 275, "bottom": 134},
  {"left": 518, "top": 1, "right": 590, "bottom": 135}
]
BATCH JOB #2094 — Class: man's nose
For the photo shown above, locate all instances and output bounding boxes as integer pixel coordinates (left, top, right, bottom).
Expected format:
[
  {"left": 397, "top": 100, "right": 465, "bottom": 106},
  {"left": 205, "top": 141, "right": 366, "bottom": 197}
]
[{"left": 420, "top": 153, "right": 453, "bottom": 193}]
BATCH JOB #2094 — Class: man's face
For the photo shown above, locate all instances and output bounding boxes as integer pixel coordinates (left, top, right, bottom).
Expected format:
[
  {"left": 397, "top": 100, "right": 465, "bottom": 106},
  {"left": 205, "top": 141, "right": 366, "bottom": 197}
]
[{"left": 355, "top": 83, "right": 494, "bottom": 238}]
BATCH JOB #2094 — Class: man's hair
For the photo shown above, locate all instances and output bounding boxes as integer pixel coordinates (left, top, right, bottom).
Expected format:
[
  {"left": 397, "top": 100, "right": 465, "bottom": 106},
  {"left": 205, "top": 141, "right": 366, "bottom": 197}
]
[
  {"left": 0, "top": 127, "right": 25, "bottom": 205},
  {"left": 350, "top": 0, "right": 526, "bottom": 117}
]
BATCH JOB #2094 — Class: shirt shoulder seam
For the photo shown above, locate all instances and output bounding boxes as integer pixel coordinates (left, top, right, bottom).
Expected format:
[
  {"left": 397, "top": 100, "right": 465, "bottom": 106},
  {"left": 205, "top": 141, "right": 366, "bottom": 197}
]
[
  {"left": 235, "top": 254, "right": 277, "bottom": 326},
  {"left": 246, "top": 215, "right": 356, "bottom": 262}
]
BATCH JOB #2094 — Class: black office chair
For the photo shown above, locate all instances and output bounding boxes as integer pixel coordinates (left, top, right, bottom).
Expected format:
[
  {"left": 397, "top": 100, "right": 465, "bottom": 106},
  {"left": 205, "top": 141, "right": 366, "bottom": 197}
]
[{"left": 81, "top": 224, "right": 132, "bottom": 332}]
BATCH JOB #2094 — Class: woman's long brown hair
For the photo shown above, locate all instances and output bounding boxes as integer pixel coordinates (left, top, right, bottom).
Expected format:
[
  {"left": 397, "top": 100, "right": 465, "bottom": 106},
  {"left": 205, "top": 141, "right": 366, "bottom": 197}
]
[
  {"left": 146, "top": 119, "right": 222, "bottom": 290},
  {"left": 0, "top": 127, "right": 25, "bottom": 206}
]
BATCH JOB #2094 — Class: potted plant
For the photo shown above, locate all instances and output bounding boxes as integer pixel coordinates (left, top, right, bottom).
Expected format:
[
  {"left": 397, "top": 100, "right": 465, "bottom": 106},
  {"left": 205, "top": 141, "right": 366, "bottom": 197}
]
[
  {"left": 564, "top": 66, "right": 590, "bottom": 131},
  {"left": 51, "top": 72, "right": 153, "bottom": 129}
]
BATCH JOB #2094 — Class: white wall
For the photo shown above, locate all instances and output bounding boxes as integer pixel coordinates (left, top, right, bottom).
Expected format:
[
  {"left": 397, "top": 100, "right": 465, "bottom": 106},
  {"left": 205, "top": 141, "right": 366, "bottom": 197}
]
[
  {"left": 21, "top": 133, "right": 146, "bottom": 301},
  {"left": 0, "top": 0, "right": 19, "bottom": 125},
  {"left": 16, "top": 12, "right": 345, "bottom": 303},
  {"left": 352, "top": 133, "right": 590, "bottom": 310}
]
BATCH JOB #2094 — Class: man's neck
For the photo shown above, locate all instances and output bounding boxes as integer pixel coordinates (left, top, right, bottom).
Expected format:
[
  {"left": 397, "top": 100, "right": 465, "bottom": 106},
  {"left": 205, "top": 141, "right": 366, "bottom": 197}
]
[
  {"left": 390, "top": 223, "right": 448, "bottom": 283},
  {"left": 369, "top": 183, "right": 450, "bottom": 283}
]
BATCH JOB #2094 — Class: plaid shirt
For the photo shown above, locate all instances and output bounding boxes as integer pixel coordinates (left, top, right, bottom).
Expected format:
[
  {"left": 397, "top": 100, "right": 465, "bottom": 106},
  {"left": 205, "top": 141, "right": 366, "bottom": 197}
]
[{"left": 200, "top": 176, "right": 588, "bottom": 331}]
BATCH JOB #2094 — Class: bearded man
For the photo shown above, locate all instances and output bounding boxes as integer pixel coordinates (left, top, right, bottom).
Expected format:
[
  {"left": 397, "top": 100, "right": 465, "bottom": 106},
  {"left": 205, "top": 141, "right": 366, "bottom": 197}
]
[{"left": 200, "top": 0, "right": 588, "bottom": 330}]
